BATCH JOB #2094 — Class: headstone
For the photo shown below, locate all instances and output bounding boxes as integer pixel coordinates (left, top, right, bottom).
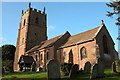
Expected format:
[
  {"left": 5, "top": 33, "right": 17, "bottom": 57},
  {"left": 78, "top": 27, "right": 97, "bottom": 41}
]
[
  {"left": 36, "top": 67, "right": 39, "bottom": 72},
  {"left": 97, "top": 58, "right": 105, "bottom": 78},
  {"left": 69, "top": 64, "right": 79, "bottom": 77},
  {"left": 112, "top": 61, "right": 117, "bottom": 73},
  {"left": 47, "top": 59, "right": 60, "bottom": 79},
  {"left": 90, "top": 64, "right": 98, "bottom": 79},
  {"left": 115, "top": 60, "right": 120, "bottom": 72},
  {"left": 84, "top": 62, "right": 91, "bottom": 74}
]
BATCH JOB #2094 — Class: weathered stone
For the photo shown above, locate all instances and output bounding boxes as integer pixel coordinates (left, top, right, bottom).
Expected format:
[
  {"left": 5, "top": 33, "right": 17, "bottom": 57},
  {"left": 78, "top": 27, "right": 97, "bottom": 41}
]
[
  {"left": 47, "top": 59, "right": 60, "bottom": 79},
  {"left": 84, "top": 62, "right": 91, "bottom": 74},
  {"left": 97, "top": 58, "right": 105, "bottom": 78},
  {"left": 90, "top": 64, "right": 98, "bottom": 79},
  {"left": 69, "top": 64, "right": 79, "bottom": 77}
]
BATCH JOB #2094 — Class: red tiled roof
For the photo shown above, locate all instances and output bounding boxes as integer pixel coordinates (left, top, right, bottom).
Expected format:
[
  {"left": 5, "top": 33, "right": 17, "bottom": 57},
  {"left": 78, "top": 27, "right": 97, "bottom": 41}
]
[
  {"left": 61, "top": 26, "right": 101, "bottom": 47},
  {"left": 26, "top": 34, "right": 63, "bottom": 54},
  {"left": 39, "top": 35, "right": 62, "bottom": 49},
  {"left": 26, "top": 25, "right": 102, "bottom": 53}
]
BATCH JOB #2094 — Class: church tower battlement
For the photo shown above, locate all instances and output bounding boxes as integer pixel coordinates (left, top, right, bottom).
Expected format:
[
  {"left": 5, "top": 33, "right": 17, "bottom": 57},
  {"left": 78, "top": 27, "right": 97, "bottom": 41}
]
[{"left": 14, "top": 3, "right": 47, "bottom": 71}]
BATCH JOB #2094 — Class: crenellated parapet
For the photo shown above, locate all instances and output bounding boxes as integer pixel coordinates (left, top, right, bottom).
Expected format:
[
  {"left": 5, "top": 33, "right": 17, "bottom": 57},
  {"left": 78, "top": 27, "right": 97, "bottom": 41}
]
[{"left": 22, "top": 7, "right": 46, "bottom": 16}]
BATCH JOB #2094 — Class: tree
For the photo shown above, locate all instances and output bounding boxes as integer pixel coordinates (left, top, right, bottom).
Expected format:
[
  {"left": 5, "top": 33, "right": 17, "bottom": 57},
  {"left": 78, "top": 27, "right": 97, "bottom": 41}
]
[
  {"left": 2, "top": 44, "right": 16, "bottom": 60},
  {"left": 1, "top": 44, "right": 16, "bottom": 71},
  {"left": 106, "top": 1, "right": 120, "bottom": 25}
]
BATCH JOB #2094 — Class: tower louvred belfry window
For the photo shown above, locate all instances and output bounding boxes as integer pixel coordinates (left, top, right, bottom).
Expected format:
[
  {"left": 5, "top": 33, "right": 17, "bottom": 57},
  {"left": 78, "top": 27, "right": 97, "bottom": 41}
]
[
  {"left": 23, "top": 19, "right": 26, "bottom": 26},
  {"left": 35, "top": 17, "right": 39, "bottom": 24}
]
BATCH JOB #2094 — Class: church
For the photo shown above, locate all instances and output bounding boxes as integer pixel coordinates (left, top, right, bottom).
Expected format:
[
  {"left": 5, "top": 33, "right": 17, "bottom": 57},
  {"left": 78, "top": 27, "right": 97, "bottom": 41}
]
[{"left": 14, "top": 3, "right": 119, "bottom": 71}]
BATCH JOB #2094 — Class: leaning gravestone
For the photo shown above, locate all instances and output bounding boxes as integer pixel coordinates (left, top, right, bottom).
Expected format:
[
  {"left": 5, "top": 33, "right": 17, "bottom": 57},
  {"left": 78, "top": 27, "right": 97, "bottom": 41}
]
[
  {"left": 47, "top": 59, "right": 60, "bottom": 79},
  {"left": 97, "top": 58, "right": 105, "bottom": 78},
  {"left": 69, "top": 64, "right": 79, "bottom": 77},
  {"left": 84, "top": 62, "right": 91, "bottom": 74},
  {"left": 90, "top": 64, "right": 98, "bottom": 79}
]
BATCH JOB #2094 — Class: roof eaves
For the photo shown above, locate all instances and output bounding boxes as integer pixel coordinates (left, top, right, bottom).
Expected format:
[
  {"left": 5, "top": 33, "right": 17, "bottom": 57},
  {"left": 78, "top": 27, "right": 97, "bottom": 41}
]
[{"left": 58, "top": 38, "right": 94, "bottom": 49}]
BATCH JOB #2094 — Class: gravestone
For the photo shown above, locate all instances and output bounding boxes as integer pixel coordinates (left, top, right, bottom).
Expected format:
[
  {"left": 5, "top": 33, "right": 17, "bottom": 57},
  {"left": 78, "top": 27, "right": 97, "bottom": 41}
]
[
  {"left": 115, "top": 60, "right": 120, "bottom": 72},
  {"left": 112, "top": 61, "right": 117, "bottom": 73},
  {"left": 69, "top": 64, "right": 79, "bottom": 77},
  {"left": 47, "top": 59, "right": 60, "bottom": 79},
  {"left": 36, "top": 67, "right": 39, "bottom": 72},
  {"left": 90, "top": 64, "right": 98, "bottom": 79},
  {"left": 84, "top": 62, "right": 91, "bottom": 74},
  {"left": 97, "top": 58, "right": 105, "bottom": 78}
]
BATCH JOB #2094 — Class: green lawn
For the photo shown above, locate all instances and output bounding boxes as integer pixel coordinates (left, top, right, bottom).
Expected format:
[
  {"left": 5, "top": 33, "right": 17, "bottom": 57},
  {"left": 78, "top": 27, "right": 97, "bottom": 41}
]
[{"left": 1, "top": 69, "right": 120, "bottom": 80}]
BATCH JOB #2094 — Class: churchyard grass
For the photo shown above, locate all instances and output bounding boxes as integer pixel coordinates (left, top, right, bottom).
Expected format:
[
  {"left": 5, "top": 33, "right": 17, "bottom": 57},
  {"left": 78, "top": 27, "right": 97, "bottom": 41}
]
[
  {"left": 2, "top": 69, "right": 120, "bottom": 80},
  {"left": 2, "top": 72, "right": 47, "bottom": 79}
]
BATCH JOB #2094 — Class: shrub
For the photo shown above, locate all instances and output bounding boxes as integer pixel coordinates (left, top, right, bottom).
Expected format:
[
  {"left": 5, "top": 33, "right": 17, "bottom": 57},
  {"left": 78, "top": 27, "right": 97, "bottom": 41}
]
[
  {"left": 2, "top": 67, "right": 5, "bottom": 73},
  {"left": 61, "top": 63, "right": 73, "bottom": 75}
]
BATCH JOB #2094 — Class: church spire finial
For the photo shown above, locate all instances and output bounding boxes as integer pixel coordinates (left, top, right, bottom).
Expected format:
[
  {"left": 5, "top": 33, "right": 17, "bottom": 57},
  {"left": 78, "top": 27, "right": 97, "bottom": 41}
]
[
  {"left": 101, "top": 20, "right": 104, "bottom": 24},
  {"left": 29, "top": 2, "right": 31, "bottom": 8}
]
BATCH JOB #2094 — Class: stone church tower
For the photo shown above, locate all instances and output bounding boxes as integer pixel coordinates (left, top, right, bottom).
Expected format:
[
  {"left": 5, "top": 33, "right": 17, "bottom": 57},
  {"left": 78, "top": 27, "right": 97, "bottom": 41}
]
[{"left": 14, "top": 3, "right": 47, "bottom": 71}]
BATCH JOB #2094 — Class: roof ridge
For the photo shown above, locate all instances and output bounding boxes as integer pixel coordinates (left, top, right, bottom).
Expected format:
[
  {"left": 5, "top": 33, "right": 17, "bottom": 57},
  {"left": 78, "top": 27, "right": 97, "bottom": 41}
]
[
  {"left": 60, "top": 25, "right": 102, "bottom": 48},
  {"left": 95, "top": 23, "right": 105, "bottom": 36}
]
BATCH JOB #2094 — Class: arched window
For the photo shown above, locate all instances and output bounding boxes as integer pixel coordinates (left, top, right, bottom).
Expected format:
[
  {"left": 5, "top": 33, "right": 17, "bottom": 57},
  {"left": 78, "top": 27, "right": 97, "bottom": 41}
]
[
  {"left": 80, "top": 47, "right": 87, "bottom": 60},
  {"left": 41, "top": 54, "right": 43, "bottom": 60},
  {"left": 36, "top": 55, "right": 38, "bottom": 61},
  {"left": 23, "top": 19, "right": 26, "bottom": 26},
  {"left": 68, "top": 50, "right": 73, "bottom": 63},
  {"left": 35, "top": 33, "right": 37, "bottom": 36},
  {"left": 63, "top": 52, "right": 66, "bottom": 59},
  {"left": 35, "top": 17, "right": 39, "bottom": 24},
  {"left": 46, "top": 52, "right": 49, "bottom": 60},
  {"left": 103, "top": 35, "right": 108, "bottom": 54}
]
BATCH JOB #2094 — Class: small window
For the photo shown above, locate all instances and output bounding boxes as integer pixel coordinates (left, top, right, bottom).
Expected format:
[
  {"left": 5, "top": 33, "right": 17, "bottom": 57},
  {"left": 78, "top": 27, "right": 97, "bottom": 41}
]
[
  {"left": 35, "top": 17, "right": 38, "bottom": 24},
  {"left": 35, "top": 33, "right": 37, "bottom": 36},
  {"left": 23, "top": 19, "right": 26, "bottom": 26},
  {"left": 36, "top": 55, "right": 38, "bottom": 61},
  {"left": 41, "top": 54, "right": 43, "bottom": 60},
  {"left": 63, "top": 52, "right": 66, "bottom": 59},
  {"left": 60, "top": 52, "right": 61, "bottom": 62},
  {"left": 46, "top": 52, "right": 49, "bottom": 60},
  {"left": 80, "top": 47, "right": 87, "bottom": 60},
  {"left": 22, "top": 38, "right": 24, "bottom": 43}
]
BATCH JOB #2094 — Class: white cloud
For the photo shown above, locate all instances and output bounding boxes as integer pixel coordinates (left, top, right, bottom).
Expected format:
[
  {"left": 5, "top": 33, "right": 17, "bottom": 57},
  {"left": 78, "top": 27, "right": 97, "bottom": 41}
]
[{"left": 47, "top": 25, "right": 56, "bottom": 31}]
